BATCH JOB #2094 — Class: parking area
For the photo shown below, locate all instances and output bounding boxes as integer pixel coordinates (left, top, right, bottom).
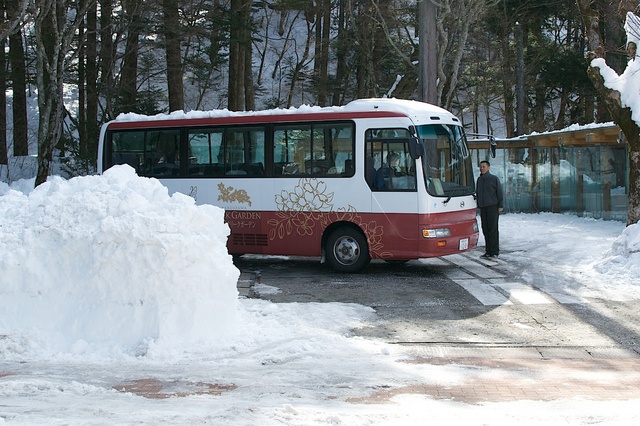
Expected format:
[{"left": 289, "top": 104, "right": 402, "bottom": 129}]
[
  {"left": 234, "top": 251, "right": 640, "bottom": 403},
  {"left": 237, "top": 252, "right": 637, "bottom": 346}
]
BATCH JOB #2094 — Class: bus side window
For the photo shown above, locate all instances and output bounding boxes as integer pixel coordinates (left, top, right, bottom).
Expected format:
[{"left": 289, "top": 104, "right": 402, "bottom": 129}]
[
  {"left": 329, "top": 125, "right": 354, "bottom": 177},
  {"left": 225, "top": 127, "right": 265, "bottom": 177},
  {"left": 366, "top": 128, "right": 416, "bottom": 191},
  {"left": 245, "top": 128, "right": 265, "bottom": 176},
  {"left": 114, "top": 152, "right": 139, "bottom": 169},
  {"left": 111, "top": 131, "right": 144, "bottom": 174},
  {"left": 274, "top": 125, "right": 311, "bottom": 176},
  {"left": 147, "top": 131, "right": 181, "bottom": 177},
  {"left": 188, "top": 129, "right": 223, "bottom": 176}
]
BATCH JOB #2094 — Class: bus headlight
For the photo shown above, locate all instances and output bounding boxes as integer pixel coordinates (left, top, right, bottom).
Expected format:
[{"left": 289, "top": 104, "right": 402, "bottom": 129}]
[
  {"left": 422, "top": 228, "right": 451, "bottom": 238},
  {"left": 473, "top": 222, "right": 479, "bottom": 232}
]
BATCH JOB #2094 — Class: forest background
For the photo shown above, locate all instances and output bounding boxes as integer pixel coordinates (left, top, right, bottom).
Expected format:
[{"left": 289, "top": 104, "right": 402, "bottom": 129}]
[{"left": 0, "top": 0, "right": 638, "bottom": 222}]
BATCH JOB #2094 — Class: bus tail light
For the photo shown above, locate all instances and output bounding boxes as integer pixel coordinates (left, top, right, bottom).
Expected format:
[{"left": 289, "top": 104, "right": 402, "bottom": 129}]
[{"left": 422, "top": 228, "right": 451, "bottom": 238}]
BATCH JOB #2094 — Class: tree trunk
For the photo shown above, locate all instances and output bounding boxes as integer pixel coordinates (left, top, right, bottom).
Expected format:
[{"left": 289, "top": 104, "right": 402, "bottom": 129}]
[
  {"left": 242, "top": 0, "right": 254, "bottom": 111},
  {"left": 163, "top": 0, "right": 184, "bottom": 112},
  {"left": 601, "top": 0, "right": 627, "bottom": 74},
  {"left": 99, "top": 0, "right": 115, "bottom": 119},
  {"left": 0, "top": 0, "right": 28, "bottom": 40},
  {"left": 314, "top": 0, "right": 330, "bottom": 106},
  {"left": 331, "top": 0, "right": 347, "bottom": 106},
  {"left": 530, "top": 24, "right": 545, "bottom": 132},
  {"left": 228, "top": 0, "right": 255, "bottom": 111},
  {"left": 441, "top": 1, "right": 483, "bottom": 111},
  {"left": 35, "top": 1, "right": 63, "bottom": 186},
  {"left": 78, "top": 2, "right": 86, "bottom": 159},
  {"left": 7, "top": 6, "right": 28, "bottom": 156},
  {"left": 0, "top": 38, "right": 7, "bottom": 167},
  {"left": 553, "top": 88, "right": 569, "bottom": 130},
  {"left": 515, "top": 22, "right": 525, "bottom": 136},
  {"left": 243, "top": 36, "right": 255, "bottom": 110},
  {"left": 286, "top": 18, "right": 312, "bottom": 108},
  {"left": 34, "top": 0, "right": 88, "bottom": 187},
  {"left": 587, "top": 60, "right": 640, "bottom": 225},
  {"left": 499, "top": 28, "right": 515, "bottom": 137},
  {"left": 85, "top": 0, "right": 98, "bottom": 166},
  {"left": 76, "top": 0, "right": 98, "bottom": 167},
  {"left": 228, "top": 0, "right": 243, "bottom": 111},
  {"left": 120, "top": 0, "right": 142, "bottom": 113},
  {"left": 354, "top": 0, "right": 380, "bottom": 98},
  {"left": 418, "top": 0, "right": 437, "bottom": 104}
]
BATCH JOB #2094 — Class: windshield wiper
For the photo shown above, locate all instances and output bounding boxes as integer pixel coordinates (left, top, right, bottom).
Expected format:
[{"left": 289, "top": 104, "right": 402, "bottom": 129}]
[{"left": 443, "top": 186, "right": 474, "bottom": 196}]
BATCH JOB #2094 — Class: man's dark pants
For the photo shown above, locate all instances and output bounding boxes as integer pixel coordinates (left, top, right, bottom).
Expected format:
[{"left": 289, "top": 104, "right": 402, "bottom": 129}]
[{"left": 480, "top": 204, "right": 500, "bottom": 255}]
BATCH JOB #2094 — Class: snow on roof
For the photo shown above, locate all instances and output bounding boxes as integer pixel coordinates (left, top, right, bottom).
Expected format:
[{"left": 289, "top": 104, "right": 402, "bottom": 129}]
[
  {"left": 523, "top": 121, "right": 617, "bottom": 138},
  {"left": 112, "top": 98, "right": 460, "bottom": 125},
  {"left": 113, "top": 104, "right": 344, "bottom": 123}
]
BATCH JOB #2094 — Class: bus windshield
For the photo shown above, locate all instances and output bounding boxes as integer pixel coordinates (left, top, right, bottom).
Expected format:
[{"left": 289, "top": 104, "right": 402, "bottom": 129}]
[{"left": 418, "top": 124, "right": 475, "bottom": 197}]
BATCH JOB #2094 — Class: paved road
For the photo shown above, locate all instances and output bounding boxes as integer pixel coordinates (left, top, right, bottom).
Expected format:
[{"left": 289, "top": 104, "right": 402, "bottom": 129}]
[
  {"left": 236, "top": 251, "right": 640, "bottom": 356},
  {"left": 235, "top": 250, "right": 640, "bottom": 403}
]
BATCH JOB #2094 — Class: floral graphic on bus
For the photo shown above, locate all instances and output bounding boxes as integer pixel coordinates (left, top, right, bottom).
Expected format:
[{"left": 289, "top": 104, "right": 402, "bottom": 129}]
[
  {"left": 269, "top": 178, "right": 390, "bottom": 258},
  {"left": 217, "top": 182, "right": 252, "bottom": 206},
  {"left": 188, "top": 186, "right": 198, "bottom": 201},
  {"left": 356, "top": 218, "right": 387, "bottom": 257},
  {"left": 274, "top": 178, "right": 333, "bottom": 211}
]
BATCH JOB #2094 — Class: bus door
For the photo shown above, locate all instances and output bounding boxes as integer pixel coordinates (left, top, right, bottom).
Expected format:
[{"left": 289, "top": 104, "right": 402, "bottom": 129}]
[{"left": 365, "top": 129, "right": 419, "bottom": 257}]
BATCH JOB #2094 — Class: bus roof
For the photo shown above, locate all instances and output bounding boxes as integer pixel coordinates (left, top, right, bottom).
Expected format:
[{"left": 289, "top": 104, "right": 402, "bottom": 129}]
[
  {"left": 106, "top": 98, "right": 460, "bottom": 130},
  {"left": 344, "top": 98, "right": 460, "bottom": 126}
]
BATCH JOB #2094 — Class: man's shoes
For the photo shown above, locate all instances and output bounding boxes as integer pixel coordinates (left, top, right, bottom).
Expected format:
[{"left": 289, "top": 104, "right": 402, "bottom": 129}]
[{"left": 481, "top": 253, "right": 498, "bottom": 258}]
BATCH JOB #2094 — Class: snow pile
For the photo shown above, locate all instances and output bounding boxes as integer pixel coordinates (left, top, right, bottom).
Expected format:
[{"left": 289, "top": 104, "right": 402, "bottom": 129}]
[
  {"left": 595, "top": 222, "right": 640, "bottom": 279},
  {"left": 0, "top": 165, "right": 240, "bottom": 356}
]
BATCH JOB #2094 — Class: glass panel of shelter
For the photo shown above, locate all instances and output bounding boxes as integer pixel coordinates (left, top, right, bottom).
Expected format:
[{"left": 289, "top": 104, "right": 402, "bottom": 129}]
[{"left": 470, "top": 143, "right": 628, "bottom": 221}]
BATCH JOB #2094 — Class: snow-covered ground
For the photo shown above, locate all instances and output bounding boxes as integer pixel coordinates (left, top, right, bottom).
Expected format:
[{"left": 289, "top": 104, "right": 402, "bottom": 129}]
[{"left": 1, "top": 166, "right": 639, "bottom": 425}]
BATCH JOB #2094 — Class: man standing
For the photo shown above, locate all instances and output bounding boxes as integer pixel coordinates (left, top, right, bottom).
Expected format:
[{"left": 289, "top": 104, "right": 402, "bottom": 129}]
[{"left": 476, "top": 160, "right": 503, "bottom": 258}]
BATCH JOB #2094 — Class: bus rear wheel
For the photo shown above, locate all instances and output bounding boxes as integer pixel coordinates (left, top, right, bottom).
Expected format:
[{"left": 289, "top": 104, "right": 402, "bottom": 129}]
[{"left": 326, "top": 226, "right": 370, "bottom": 273}]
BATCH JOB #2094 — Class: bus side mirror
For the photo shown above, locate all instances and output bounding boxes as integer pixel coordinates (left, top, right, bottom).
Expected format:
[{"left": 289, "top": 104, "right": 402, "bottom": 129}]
[
  {"left": 408, "top": 125, "right": 423, "bottom": 160},
  {"left": 408, "top": 137, "right": 422, "bottom": 160},
  {"left": 490, "top": 138, "right": 497, "bottom": 158}
]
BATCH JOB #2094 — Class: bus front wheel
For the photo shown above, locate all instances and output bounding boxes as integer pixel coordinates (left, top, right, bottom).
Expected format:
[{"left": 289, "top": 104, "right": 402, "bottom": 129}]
[{"left": 326, "top": 227, "right": 370, "bottom": 273}]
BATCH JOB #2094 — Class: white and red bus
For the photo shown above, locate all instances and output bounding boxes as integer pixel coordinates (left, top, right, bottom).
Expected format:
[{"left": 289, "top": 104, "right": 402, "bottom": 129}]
[{"left": 98, "top": 98, "right": 479, "bottom": 272}]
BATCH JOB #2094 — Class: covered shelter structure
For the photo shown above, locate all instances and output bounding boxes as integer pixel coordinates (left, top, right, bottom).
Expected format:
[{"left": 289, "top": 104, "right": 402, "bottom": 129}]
[{"left": 468, "top": 124, "right": 628, "bottom": 222}]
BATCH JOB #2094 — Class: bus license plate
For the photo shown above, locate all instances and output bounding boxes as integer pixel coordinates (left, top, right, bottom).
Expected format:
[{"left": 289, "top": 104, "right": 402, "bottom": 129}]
[{"left": 459, "top": 238, "right": 469, "bottom": 250}]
